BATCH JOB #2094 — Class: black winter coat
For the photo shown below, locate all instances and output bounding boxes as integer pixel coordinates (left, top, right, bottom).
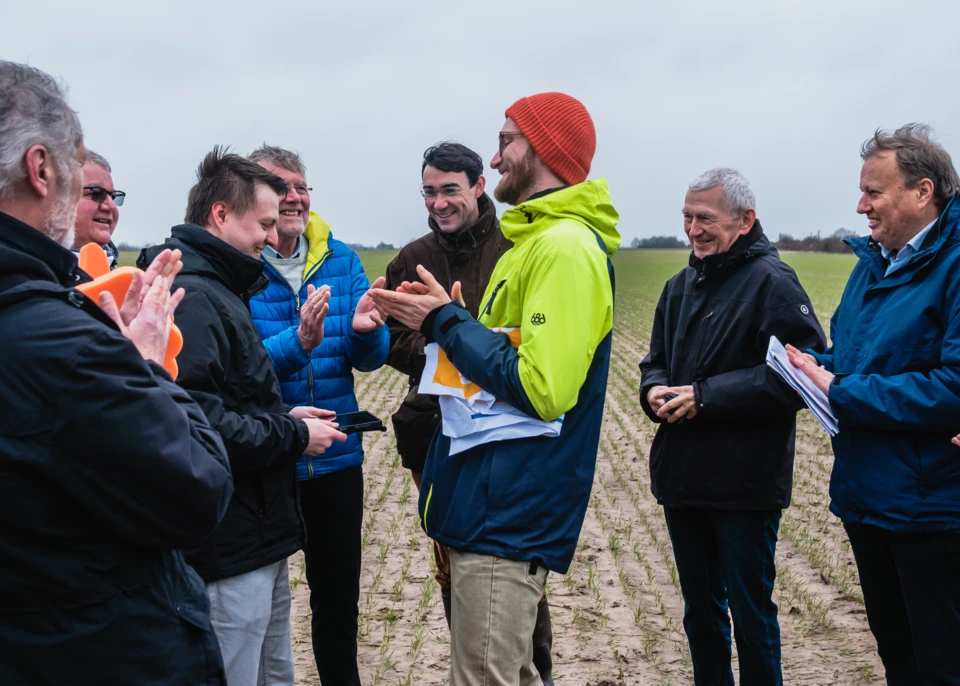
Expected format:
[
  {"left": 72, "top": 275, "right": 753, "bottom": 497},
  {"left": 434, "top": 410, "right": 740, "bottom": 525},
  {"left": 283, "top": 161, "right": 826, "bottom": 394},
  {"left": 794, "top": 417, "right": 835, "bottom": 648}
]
[
  {"left": 0, "top": 211, "right": 233, "bottom": 685},
  {"left": 140, "top": 225, "right": 309, "bottom": 582},
  {"left": 639, "top": 222, "right": 827, "bottom": 510},
  {"left": 384, "top": 194, "right": 511, "bottom": 472}
]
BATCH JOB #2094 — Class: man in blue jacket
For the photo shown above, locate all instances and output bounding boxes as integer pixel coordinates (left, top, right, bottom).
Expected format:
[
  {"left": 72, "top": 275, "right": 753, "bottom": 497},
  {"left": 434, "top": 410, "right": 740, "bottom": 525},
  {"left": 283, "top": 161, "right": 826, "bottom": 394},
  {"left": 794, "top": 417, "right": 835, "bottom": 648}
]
[
  {"left": 789, "top": 124, "right": 960, "bottom": 684},
  {"left": 248, "top": 145, "right": 389, "bottom": 685}
]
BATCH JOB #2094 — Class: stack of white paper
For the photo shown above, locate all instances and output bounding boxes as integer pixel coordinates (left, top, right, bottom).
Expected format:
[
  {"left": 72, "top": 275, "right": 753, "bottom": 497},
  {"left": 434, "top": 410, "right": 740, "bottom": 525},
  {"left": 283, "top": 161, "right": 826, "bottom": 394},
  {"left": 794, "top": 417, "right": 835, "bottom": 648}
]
[
  {"left": 419, "top": 330, "right": 563, "bottom": 455},
  {"left": 766, "top": 336, "right": 839, "bottom": 436}
]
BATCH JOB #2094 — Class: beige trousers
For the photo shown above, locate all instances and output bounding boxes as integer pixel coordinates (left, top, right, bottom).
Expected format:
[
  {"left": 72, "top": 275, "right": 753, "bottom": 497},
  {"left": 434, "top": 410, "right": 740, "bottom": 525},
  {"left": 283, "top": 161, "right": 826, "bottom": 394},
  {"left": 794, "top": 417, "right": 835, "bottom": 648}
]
[{"left": 449, "top": 550, "right": 548, "bottom": 686}]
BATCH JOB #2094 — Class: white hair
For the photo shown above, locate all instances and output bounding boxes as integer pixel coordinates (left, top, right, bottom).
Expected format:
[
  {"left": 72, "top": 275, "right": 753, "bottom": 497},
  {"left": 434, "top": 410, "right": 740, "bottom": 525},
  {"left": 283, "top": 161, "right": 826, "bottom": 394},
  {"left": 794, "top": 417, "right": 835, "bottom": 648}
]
[
  {"left": 84, "top": 150, "right": 111, "bottom": 173},
  {"left": 0, "top": 61, "right": 84, "bottom": 200},
  {"left": 688, "top": 167, "right": 756, "bottom": 218}
]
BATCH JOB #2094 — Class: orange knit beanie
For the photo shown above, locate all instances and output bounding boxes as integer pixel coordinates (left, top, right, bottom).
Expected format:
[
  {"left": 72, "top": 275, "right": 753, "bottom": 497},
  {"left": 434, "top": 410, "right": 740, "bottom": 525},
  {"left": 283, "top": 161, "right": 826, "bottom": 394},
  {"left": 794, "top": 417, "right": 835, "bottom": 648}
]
[{"left": 505, "top": 92, "right": 596, "bottom": 186}]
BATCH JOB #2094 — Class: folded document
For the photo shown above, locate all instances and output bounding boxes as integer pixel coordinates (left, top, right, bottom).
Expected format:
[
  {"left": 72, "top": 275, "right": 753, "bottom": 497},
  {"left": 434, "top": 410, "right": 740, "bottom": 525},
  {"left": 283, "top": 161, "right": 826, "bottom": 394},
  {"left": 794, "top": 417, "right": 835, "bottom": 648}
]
[
  {"left": 766, "top": 336, "right": 839, "bottom": 436},
  {"left": 419, "top": 328, "right": 563, "bottom": 455}
]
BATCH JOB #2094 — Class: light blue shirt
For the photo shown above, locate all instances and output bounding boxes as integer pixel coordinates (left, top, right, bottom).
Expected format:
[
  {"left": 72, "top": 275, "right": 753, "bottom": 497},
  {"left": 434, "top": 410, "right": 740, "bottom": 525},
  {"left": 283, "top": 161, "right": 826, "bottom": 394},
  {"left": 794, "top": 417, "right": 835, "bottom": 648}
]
[
  {"left": 881, "top": 218, "right": 937, "bottom": 277},
  {"left": 262, "top": 234, "right": 305, "bottom": 260}
]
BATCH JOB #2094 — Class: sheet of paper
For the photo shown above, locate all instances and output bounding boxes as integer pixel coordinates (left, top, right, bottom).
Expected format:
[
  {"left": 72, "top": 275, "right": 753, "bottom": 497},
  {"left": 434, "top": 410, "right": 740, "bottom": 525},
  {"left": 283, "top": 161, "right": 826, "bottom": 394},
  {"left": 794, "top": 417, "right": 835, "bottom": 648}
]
[{"left": 766, "top": 336, "right": 839, "bottom": 436}]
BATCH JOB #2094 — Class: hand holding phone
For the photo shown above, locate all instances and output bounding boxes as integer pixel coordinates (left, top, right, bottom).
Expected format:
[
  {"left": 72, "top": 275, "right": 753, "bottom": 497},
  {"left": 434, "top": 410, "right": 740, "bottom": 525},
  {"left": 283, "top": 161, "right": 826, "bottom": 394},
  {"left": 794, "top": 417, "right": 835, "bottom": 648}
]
[
  {"left": 334, "top": 411, "right": 387, "bottom": 435},
  {"left": 662, "top": 393, "right": 686, "bottom": 425}
]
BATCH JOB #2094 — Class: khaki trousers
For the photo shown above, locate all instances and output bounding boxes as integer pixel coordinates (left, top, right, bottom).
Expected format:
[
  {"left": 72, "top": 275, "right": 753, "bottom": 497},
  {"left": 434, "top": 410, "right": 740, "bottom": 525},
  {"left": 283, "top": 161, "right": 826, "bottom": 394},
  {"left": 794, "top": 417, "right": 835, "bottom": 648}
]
[{"left": 449, "top": 550, "right": 548, "bottom": 686}]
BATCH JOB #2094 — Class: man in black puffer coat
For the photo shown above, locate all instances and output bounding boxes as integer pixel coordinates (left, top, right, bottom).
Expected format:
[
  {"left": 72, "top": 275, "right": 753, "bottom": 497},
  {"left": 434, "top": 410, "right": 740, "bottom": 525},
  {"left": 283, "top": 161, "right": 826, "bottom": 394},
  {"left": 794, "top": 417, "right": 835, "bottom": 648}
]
[
  {"left": 640, "top": 168, "right": 826, "bottom": 686},
  {"left": 140, "top": 149, "right": 346, "bottom": 686},
  {"left": 0, "top": 61, "right": 233, "bottom": 686}
]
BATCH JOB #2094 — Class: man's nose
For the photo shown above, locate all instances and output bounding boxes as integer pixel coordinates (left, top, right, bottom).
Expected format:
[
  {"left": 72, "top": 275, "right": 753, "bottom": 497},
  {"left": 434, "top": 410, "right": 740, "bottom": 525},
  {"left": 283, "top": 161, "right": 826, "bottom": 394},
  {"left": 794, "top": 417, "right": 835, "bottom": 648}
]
[
  {"left": 433, "top": 195, "right": 449, "bottom": 211},
  {"left": 491, "top": 150, "right": 502, "bottom": 169},
  {"left": 265, "top": 226, "right": 279, "bottom": 248},
  {"left": 856, "top": 195, "right": 870, "bottom": 214}
]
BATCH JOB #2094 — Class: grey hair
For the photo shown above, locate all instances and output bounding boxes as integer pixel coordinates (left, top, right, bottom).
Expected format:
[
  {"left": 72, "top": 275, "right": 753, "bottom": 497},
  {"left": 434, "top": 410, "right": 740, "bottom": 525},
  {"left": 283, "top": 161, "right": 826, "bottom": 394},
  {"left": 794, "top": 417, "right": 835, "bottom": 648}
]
[
  {"left": 861, "top": 123, "right": 960, "bottom": 211},
  {"left": 688, "top": 167, "right": 756, "bottom": 218},
  {"left": 0, "top": 61, "right": 84, "bottom": 200},
  {"left": 248, "top": 144, "right": 306, "bottom": 176},
  {"left": 84, "top": 150, "right": 111, "bottom": 173}
]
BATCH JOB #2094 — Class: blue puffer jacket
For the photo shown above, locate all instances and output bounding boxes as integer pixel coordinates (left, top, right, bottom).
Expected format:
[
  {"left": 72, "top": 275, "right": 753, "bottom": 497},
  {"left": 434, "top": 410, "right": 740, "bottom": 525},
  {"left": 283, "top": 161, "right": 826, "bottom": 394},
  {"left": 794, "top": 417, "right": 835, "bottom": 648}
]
[
  {"left": 250, "top": 212, "right": 389, "bottom": 479},
  {"left": 812, "top": 197, "right": 960, "bottom": 532}
]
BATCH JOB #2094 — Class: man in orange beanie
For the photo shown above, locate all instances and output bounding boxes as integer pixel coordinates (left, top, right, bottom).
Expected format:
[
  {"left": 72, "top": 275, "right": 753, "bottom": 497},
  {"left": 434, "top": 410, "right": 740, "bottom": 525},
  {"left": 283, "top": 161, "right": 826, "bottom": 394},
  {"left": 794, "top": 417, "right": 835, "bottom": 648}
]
[{"left": 371, "top": 92, "right": 620, "bottom": 685}]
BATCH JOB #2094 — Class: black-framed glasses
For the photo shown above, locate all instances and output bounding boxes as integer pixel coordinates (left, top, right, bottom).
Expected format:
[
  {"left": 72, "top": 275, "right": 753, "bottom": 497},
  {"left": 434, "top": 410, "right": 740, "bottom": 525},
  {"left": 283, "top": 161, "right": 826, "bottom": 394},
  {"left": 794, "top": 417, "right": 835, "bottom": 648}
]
[
  {"left": 420, "top": 185, "right": 468, "bottom": 200},
  {"left": 498, "top": 132, "right": 525, "bottom": 155},
  {"left": 83, "top": 185, "right": 126, "bottom": 207}
]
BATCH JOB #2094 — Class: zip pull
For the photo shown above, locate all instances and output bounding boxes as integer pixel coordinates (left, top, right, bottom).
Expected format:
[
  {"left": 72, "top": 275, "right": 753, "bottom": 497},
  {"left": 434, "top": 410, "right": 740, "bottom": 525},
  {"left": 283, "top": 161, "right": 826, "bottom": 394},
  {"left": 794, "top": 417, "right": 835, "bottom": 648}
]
[
  {"left": 295, "top": 293, "right": 301, "bottom": 313},
  {"left": 702, "top": 311, "right": 714, "bottom": 323},
  {"left": 484, "top": 279, "right": 507, "bottom": 316}
]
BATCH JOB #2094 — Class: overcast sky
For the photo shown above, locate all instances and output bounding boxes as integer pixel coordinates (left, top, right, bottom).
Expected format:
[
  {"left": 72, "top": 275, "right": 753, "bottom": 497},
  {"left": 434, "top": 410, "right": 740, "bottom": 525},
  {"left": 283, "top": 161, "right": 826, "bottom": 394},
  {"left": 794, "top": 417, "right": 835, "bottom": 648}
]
[{"left": 4, "top": 0, "right": 959, "bottom": 248}]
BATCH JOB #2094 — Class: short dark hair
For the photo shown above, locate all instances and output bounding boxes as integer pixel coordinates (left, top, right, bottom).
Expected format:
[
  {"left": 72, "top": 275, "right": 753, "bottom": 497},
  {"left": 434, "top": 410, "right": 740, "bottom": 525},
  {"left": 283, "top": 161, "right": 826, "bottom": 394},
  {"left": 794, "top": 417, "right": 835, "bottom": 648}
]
[
  {"left": 861, "top": 123, "right": 960, "bottom": 211},
  {"left": 422, "top": 142, "right": 484, "bottom": 186},
  {"left": 185, "top": 146, "right": 289, "bottom": 226}
]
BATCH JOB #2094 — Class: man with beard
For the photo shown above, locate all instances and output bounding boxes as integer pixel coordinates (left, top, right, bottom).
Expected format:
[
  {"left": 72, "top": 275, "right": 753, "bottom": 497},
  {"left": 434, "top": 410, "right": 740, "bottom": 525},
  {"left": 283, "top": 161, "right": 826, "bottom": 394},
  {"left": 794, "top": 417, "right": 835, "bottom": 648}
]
[
  {"left": 0, "top": 61, "right": 234, "bottom": 685},
  {"left": 383, "top": 142, "right": 555, "bottom": 683},
  {"left": 371, "top": 92, "right": 619, "bottom": 685},
  {"left": 246, "top": 145, "right": 389, "bottom": 686},
  {"left": 140, "top": 148, "right": 349, "bottom": 686},
  {"left": 72, "top": 150, "right": 124, "bottom": 269},
  {"left": 640, "top": 168, "right": 825, "bottom": 685}
]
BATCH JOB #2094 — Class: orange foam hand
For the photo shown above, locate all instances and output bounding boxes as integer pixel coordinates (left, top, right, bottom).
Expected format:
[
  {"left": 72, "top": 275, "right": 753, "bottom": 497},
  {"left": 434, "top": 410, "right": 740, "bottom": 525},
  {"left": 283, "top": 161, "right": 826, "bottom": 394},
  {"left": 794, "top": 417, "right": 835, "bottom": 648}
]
[{"left": 76, "top": 244, "right": 183, "bottom": 379}]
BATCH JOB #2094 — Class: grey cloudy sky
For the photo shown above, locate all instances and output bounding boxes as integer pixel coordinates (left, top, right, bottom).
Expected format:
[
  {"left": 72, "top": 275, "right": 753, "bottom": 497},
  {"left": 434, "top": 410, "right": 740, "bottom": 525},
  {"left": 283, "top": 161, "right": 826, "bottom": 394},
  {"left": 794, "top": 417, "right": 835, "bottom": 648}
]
[{"left": 4, "top": 0, "right": 959, "bottom": 248}]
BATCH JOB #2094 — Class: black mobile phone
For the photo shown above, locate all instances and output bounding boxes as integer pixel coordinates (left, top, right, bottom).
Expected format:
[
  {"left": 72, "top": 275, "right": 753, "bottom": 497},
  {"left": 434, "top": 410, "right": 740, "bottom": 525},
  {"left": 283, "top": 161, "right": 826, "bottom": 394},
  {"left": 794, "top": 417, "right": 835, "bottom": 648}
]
[
  {"left": 335, "top": 411, "right": 386, "bottom": 435},
  {"left": 662, "top": 393, "right": 686, "bottom": 425}
]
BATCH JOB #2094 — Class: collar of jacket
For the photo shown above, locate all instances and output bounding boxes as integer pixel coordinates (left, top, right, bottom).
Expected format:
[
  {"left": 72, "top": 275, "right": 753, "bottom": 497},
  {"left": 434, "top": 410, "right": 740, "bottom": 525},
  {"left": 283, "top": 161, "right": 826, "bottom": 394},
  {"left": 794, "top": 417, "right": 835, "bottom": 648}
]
[
  {"left": 845, "top": 196, "right": 959, "bottom": 286},
  {"left": 690, "top": 219, "right": 771, "bottom": 281},
  {"left": 302, "top": 211, "right": 332, "bottom": 273},
  {"left": 140, "top": 223, "right": 268, "bottom": 298},
  {"left": 0, "top": 209, "right": 85, "bottom": 291},
  {"left": 429, "top": 193, "right": 499, "bottom": 251}
]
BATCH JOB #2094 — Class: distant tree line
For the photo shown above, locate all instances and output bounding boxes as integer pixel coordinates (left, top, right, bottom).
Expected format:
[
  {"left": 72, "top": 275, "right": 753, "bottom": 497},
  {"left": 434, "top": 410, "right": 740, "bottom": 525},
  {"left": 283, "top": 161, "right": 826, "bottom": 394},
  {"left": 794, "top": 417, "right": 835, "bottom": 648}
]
[
  {"left": 347, "top": 242, "right": 396, "bottom": 251},
  {"left": 627, "top": 235, "right": 688, "bottom": 249},
  {"left": 774, "top": 228, "right": 859, "bottom": 253}
]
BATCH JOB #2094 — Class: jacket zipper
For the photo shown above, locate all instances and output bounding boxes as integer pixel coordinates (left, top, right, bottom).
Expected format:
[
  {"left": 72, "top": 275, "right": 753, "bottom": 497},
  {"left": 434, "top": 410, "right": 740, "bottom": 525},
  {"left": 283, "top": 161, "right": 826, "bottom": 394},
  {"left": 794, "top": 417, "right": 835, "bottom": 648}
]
[
  {"left": 483, "top": 279, "right": 507, "bottom": 316},
  {"left": 691, "top": 309, "right": 715, "bottom": 376},
  {"left": 293, "top": 291, "right": 316, "bottom": 479},
  {"left": 423, "top": 484, "right": 434, "bottom": 534}
]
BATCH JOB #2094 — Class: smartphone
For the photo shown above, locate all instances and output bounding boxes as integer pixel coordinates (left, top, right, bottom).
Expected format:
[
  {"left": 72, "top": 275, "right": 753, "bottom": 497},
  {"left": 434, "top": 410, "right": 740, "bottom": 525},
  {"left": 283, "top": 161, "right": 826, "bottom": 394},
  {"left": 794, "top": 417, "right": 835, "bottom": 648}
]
[
  {"left": 334, "top": 411, "right": 386, "bottom": 435},
  {"left": 662, "top": 393, "right": 686, "bottom": 425}
]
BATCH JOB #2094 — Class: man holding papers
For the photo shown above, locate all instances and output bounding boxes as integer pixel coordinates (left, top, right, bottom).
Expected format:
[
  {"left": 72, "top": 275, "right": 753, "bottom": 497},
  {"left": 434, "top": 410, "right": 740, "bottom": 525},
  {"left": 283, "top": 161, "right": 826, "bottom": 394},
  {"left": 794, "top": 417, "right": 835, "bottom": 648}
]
[
  {"left": 788, "top": 125, "right": 960, "bottom": 684},
  {"left": 640, "top": 168, "right": 825, "bottom": 685},
  {"left": 371, "top": 92, "right": 618, "bottom": 686}
]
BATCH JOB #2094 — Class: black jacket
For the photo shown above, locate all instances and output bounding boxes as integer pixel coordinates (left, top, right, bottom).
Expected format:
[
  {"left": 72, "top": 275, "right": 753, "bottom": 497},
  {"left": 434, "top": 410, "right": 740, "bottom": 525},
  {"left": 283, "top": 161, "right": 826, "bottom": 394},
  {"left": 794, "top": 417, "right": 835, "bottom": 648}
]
[
  {"left": 140, "top": 225, "right": 309, "bottom": 582},
  {"left": 639, "top": 222, "right": 826, "bottom": 510},
  {"left": 0, "top": 211, "right": 232, "bottom": 685},
  {"left": 383, "top": 194, "right": 511, "bottom": 471}
]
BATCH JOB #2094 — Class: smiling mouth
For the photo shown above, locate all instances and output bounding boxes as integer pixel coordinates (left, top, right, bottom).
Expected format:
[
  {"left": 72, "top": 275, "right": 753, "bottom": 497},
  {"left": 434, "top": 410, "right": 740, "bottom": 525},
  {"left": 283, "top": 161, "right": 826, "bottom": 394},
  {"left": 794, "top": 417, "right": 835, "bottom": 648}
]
[
  {"left": 93, "top": 218, "right": 111, "bottom": 225},
  {"left": 280, "top": 209, "right": 302, "bottom": 218}
]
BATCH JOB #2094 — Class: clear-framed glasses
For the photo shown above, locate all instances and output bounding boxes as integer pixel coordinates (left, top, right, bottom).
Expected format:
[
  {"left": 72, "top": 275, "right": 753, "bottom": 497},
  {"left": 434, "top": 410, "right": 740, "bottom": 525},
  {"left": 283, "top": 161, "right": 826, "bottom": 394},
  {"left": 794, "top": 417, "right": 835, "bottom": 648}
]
[
  {"left": 83, "top": 185, "right": 126, "bottom": 207},
  {"left": 288, "top": 184, "right": 312, "bottom": 197},
  {"left": 420, "top": 185, "right": 467, "bottom": 200},
  {"left": 498, "top": 132, "right": 525, "bottom": 156}
]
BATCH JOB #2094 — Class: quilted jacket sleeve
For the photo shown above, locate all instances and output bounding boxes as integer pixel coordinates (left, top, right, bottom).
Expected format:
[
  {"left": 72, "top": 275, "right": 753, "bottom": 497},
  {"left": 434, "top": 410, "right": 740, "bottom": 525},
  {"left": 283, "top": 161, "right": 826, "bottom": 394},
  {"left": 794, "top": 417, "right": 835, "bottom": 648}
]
[{"left": 344, "top": 250, "right": 389, "bottom": 372}]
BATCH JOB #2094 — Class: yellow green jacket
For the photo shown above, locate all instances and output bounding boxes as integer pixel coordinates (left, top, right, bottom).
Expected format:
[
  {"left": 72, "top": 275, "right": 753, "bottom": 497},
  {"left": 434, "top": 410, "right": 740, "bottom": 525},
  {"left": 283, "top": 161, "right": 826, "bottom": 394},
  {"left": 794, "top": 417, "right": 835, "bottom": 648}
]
[{"left": 418, "top": 179, "right": 620, "bottom": 573}]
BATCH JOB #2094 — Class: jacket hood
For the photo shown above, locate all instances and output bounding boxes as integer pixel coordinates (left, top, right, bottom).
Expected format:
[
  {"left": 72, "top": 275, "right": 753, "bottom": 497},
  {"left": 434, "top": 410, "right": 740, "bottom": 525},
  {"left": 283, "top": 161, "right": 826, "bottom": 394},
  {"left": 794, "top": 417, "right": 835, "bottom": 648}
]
[
  {"left": 501, "top": 178, "right": 621, "bottom": 256},
  {"left": 429, "top": 193, "right": 499, "bottom": 251},
  {"left": 0, "top": 210, "right": 82, "bottom": 292},
  {"left": 139, "top": 224, "right": 267, "bottom": 296}
]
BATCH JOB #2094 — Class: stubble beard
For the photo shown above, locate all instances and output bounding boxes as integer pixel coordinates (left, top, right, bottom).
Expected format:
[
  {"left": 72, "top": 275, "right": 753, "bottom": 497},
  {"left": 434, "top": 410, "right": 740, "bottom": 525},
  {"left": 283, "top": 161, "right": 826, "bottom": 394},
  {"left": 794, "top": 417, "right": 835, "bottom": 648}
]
[
  {"left": 42, "top": 190, "right": 78, "bottom": 249},
  {"left": 494, "top": 148, "right": 537, "bottom": 206}
]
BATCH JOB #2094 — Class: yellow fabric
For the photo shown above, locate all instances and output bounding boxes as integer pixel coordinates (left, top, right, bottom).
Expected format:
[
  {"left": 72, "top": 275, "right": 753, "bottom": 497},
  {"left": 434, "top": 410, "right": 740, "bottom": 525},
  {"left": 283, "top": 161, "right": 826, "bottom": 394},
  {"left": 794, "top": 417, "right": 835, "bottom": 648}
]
[{"left": 302, "top": 211, "right": 331, "bottom": 280}]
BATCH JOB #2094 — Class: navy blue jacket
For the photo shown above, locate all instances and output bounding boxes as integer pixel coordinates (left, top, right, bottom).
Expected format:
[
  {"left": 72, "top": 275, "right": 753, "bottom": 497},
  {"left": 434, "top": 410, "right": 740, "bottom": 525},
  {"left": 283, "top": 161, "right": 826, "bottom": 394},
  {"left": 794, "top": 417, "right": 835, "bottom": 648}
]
[
  {"left": 812, "top": 198, "right": 960, "bottom": 532},
  {"left": 249, "top": 216, "right": 388, "bottom": 479},
  {"left": 0, "top": 211, "right": 232, "bottom": 685}
]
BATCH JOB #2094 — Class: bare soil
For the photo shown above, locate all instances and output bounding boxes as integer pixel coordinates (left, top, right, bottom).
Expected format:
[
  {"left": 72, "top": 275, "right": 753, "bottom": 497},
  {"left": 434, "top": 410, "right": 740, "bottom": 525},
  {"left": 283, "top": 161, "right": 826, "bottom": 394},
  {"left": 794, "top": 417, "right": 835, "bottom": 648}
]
[{"left": 290, "top": 329, "right": 883, "bottom": 685}]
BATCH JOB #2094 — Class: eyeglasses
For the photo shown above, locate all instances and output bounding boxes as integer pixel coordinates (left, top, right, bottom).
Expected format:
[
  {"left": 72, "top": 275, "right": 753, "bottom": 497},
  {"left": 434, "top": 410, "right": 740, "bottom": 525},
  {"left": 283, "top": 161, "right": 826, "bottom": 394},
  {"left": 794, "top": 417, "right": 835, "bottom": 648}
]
[
  {"left": 498, "top": 132, "right": 525, "bottom": 156},
  {"left": 288, "top": 184, "right": 312, "bottom": 197},
  {"left": 420, "top": 185, "right": 468, "bottom": 200},
  {"left": 83, "top": 186, "right": 125, "bottom": 206}
]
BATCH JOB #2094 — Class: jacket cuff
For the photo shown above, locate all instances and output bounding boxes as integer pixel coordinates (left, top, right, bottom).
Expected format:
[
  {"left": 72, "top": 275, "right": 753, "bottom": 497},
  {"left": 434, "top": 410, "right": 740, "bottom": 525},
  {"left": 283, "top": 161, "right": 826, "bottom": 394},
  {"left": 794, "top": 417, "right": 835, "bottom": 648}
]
[
  {"left": 421, "top": 302, "right": 469, "bottom": 343},
  {"left": 293, "top": 417, "right": 310, "bottom": 454}
]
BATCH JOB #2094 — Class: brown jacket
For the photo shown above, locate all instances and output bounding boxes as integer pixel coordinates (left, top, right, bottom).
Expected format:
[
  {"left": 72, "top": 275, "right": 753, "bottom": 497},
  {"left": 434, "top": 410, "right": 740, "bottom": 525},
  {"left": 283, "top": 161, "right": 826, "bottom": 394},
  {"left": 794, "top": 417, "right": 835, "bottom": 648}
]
[{"left": 384, "top": 193, "right": 511, "bottom": 472}]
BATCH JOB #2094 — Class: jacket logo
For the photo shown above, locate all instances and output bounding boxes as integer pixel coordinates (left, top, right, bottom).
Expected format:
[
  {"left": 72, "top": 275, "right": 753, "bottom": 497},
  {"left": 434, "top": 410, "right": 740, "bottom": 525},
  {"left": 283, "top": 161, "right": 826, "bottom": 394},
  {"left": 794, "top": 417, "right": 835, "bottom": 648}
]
[
  {"left": 531, "top": 313, "right": 546, "bottom": 325},
  {"left": 800, "top": 304, "right": 810, "bottom": 315}
]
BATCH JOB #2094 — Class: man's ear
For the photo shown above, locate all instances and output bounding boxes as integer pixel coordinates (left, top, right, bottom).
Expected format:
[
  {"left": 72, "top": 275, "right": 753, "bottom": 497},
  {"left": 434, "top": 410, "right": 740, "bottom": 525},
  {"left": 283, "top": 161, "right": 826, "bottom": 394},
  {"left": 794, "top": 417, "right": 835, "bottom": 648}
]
[
  {"left": 208, "top": 201, "right": 229, "bottom": 233},
  {"left": 740, "top": 208, "right": 757, "bottom": 234},
  {"left": 23, "top": 144, "right": 53, "bottom": 198},
  {"left": 916, "top": 178, "right": 936, "bottom": 211},
  {"left": 474, "top": 175, "right": 486, "bottom": 198}
]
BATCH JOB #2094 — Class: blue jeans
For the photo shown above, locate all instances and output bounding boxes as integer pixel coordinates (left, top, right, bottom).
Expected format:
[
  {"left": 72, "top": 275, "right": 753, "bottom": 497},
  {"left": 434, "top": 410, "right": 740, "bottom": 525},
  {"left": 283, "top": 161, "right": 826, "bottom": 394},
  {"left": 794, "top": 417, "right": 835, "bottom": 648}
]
[{"left": 664, "top": 508, "right": 782, "bottom": 686}]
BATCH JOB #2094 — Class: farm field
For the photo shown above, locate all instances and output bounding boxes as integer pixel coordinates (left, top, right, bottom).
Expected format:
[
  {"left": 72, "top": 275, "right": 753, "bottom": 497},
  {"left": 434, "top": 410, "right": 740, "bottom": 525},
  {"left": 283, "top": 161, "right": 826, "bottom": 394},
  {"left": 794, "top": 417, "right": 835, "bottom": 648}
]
[{"left": 127, "top": 247, "right": 877, "bottom": 684}]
